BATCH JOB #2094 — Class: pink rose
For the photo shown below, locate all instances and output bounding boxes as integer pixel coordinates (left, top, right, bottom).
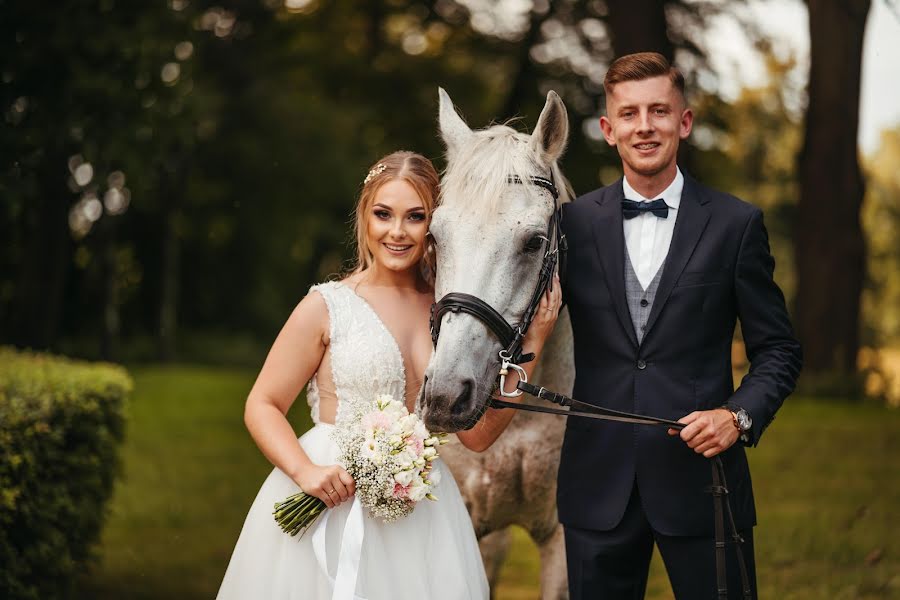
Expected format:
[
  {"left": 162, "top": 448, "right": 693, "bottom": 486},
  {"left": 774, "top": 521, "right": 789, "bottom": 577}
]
[
  {"left": 406, "top": 436, "right": 425, "bottom": 455},
  {"left": 362, "top": 410, "right": 391, "bottom": 431},
  {"left": 392, "top": 482, "right": 410, "bottom": 500}
]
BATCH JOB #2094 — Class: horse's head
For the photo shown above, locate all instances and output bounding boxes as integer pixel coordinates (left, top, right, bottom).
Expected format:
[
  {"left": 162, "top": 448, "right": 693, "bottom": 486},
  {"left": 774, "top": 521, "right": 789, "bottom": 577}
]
[{"left": 418, "top": 87, "right": 570, "bottom": 433}]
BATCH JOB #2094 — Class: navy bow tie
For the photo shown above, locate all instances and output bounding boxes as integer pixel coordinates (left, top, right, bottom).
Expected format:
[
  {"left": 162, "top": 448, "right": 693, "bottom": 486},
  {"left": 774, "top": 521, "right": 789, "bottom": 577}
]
[{"left": 622, "top": 198, "right": 669, "bottom": 219}]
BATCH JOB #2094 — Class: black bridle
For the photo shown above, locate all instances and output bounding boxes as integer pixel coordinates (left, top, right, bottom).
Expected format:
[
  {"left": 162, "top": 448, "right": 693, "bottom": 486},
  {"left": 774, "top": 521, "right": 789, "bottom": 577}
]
[
  {"left": 428, "top": 173, "right": 752, "bottom": 600},
  {"left": 430, "top": 174, "right": 566, "bottom": 370}
]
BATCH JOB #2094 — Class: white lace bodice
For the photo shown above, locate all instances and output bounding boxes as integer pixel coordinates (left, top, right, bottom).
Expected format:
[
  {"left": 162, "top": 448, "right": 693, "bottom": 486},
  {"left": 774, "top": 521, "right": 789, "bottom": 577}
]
[{"left": 306, "top": 281, "right": 406, "bottom": 426}]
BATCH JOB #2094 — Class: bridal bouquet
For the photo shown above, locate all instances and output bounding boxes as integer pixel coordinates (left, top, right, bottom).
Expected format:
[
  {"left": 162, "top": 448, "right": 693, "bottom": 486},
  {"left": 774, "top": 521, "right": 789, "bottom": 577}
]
[{"left": 274, "top": 393, "right": 446, "bottom": 537}]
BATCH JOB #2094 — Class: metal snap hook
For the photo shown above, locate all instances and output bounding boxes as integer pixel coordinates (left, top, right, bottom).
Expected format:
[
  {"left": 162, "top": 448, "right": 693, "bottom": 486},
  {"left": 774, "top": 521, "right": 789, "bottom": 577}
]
[{"left": 498, "top": 350, "right": 527, "bottom": 398}]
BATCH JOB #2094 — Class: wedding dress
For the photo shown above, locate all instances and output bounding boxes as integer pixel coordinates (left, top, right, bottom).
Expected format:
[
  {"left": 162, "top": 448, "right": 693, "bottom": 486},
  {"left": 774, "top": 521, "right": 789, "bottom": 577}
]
[{"left": 217, "top": 281, "right": 489, "bottom": 600}]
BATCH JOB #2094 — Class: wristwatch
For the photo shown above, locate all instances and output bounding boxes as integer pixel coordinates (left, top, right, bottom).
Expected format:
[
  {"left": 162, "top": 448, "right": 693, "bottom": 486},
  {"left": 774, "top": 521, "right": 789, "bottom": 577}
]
[{"left": 726, "top": 405, "right": 752, "bottom": 443}]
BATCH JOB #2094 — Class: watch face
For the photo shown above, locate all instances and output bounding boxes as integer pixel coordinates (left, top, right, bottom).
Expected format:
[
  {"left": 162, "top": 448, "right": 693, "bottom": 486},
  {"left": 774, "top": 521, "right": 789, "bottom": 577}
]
[{"left": 736, "top": 410, "right": 752, "bottom": 431}]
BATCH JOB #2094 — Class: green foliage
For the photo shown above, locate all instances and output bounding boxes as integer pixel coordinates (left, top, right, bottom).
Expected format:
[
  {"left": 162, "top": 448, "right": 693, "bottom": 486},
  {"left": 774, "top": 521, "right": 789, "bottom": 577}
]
[
  {"left": 862, "top": 126, "right": 900, "bottom": 347},
  {"left": 690, "top": 50, "right": 804, "bottom": 306},
  {"left": 0, "top": 347, "right": 132, "bottom": 600}
]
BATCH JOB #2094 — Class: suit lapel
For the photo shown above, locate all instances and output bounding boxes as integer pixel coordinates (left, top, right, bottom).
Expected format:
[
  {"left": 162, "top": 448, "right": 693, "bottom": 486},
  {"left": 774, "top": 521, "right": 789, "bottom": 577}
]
[
  {"left": 591, "top": 180, "right": 639, "bottom": 349},
  {"left": 643, "top": 175, "right": 711, "bottom": 338}
]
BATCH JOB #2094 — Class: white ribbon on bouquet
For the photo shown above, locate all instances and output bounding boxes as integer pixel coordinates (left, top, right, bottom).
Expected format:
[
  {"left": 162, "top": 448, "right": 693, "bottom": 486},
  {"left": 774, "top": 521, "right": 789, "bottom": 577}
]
[{"left": 312, "top": 496, "right": 367, "bottom": 600}]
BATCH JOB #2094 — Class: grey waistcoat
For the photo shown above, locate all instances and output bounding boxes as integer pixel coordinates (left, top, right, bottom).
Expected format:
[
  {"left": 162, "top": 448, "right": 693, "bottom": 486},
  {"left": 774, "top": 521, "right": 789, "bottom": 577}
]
[{"left": 625, "top": 249, "right": 666, "bottom": 345}]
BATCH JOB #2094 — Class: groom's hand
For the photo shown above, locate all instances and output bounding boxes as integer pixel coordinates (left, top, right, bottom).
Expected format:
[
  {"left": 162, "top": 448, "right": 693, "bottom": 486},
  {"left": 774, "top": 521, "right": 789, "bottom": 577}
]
[{"left": 668, "top": 409, "right": 739, "bottom": 458}]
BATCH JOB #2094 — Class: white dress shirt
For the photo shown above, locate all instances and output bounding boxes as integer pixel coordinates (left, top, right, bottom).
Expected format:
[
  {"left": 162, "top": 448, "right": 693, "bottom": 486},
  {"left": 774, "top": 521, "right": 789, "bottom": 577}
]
[{"left": 622, "top": 167, "right": 684, "bottom": 290}]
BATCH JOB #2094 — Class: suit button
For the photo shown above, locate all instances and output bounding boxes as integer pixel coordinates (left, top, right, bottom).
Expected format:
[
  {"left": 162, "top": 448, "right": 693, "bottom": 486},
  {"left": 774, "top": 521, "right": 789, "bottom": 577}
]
[
  {"left": 637, "top": 359, "right": 647, "bottom": 370},
  {"left": 640, "top": 299, "right": 649, "bottom": 307}
]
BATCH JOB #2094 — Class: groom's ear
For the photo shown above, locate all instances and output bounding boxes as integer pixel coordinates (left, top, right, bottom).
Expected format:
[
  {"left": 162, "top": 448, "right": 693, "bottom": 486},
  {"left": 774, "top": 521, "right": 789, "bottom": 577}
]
[
  {"left": 531, "top": 90, "right": 569, "bottom": 164},
  {"left": 438, "top": 87, "right": 472, "bottom": 162}
]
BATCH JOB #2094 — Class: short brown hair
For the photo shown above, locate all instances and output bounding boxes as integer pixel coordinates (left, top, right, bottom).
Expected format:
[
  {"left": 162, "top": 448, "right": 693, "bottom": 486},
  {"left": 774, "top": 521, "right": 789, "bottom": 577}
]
[
  {"left": 603, "top": 52, "right": 685, "bottom": 99},
  {"left": 350, "top": 151, "right": 440, "bottom": 280}
]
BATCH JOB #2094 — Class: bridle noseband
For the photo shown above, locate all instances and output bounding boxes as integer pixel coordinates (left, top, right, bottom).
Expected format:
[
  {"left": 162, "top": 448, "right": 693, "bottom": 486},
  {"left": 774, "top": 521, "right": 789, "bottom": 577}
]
[{"left": 429, "top": 174, "right": 566, "bottom": 395}]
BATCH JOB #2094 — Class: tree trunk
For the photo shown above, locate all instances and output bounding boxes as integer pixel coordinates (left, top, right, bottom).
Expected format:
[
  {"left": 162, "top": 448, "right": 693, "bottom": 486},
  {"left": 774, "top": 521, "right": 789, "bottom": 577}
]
[
  {"left": 605, "top": 0, "right": 674, "bottom": 61},
  {"left": 7, "top": 153, "right": 72, "bottom": 350},
  {"left": 100, "top": 223, "right": 120, "bottom": 361},
  {"left": 157, "top": 152, "right": 189, "bottom": 363},
  {"left": 499, "top": 9, "right": 545, "bottom": 120},
  {"left": 158, "top": 209, "right": 179, "bottom": 362},
  {"left": 795, "top": 0, "right": 870, "bottom": 386}
]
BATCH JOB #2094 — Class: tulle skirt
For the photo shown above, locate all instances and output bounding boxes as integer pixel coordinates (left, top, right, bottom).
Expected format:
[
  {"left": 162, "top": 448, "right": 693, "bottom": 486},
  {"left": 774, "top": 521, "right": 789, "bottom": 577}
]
[{"left": 217, "top": 423, "right": 489, "bottom": 599}]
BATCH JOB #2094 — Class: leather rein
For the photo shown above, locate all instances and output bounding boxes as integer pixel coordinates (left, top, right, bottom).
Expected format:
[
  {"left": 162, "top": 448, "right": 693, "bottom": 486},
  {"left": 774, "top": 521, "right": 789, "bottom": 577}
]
[{"left": 429, "top": 173, "right": 752, "bottom": 600}]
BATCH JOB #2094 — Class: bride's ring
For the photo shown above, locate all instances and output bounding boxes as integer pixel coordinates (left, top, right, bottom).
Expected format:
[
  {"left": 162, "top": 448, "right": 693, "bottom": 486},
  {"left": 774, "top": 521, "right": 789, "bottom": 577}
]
[{"left": 326, "top": 489, "right": 335, "bottom": 495}]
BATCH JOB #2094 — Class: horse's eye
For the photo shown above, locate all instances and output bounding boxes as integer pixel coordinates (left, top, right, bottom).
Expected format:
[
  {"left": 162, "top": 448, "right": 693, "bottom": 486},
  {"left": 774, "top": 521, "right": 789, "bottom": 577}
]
[{"left": 524, "top": 235, "right": 545, "bottom": 254}]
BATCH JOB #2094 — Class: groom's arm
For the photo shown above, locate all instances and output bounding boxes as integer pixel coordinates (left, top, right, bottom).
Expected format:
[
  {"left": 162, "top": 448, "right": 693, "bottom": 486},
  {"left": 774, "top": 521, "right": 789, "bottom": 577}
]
[
  {"left": 675, "top": 206, "right": 802, "bottom": 456},
  {"left": 728, "top": 207, "right": 803, "bottom": 446}
]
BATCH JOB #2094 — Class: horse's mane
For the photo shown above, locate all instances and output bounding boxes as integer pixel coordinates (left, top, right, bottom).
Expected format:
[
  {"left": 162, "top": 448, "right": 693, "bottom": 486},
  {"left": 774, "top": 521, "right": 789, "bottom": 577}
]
[{"left": 440, "top": 123, "right": 572, "bottom": 217}]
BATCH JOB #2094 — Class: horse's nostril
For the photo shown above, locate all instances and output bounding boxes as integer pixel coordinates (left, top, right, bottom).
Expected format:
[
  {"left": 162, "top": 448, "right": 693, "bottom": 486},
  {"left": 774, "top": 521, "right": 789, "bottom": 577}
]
[{"left": 449, "top": 379, "right": 476, "bottom": 426}]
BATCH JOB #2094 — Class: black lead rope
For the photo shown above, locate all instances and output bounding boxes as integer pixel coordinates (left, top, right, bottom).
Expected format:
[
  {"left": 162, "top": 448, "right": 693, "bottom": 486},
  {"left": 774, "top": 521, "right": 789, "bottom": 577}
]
[{"left": 491, "top": 382, "right": 753, "bottom": 600}]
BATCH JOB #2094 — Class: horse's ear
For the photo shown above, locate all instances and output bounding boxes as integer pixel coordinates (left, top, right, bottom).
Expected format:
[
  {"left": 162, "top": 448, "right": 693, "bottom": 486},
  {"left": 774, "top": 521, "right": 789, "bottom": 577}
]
[
  {"left": 438, "top": 87, "right": 472, "bottom": 160},
  {"left": 531, "top": 90, "right": 568, "bottom": 163}
]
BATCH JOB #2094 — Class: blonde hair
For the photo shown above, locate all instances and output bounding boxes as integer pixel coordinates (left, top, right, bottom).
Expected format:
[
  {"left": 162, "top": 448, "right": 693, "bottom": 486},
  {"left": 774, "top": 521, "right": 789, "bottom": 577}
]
[{"left": 349, "top": 151, "right": 440, "bottom": 282}]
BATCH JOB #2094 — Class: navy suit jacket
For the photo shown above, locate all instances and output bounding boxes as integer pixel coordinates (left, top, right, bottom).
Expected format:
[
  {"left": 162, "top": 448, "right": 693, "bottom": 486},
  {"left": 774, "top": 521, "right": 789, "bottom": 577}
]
[{"left": 557, "top": 174, "right": 802, "bottom": 536}]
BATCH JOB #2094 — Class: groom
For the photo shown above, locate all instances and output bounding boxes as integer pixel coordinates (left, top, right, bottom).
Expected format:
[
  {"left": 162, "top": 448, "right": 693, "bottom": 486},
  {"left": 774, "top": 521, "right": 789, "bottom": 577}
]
[{"left": 558, "top": 52, "right": 802, "bottom": 598}]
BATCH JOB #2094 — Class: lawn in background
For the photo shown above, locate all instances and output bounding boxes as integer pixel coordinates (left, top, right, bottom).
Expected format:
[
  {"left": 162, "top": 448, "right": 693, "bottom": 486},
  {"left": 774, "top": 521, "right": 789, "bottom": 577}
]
[{"left": 74, "top": 365, "right": 899, "bottom": 599}]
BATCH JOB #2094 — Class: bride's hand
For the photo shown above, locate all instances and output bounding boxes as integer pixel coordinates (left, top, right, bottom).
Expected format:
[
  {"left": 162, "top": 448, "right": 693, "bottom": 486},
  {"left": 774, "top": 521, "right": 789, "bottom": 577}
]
[
  {"left": 522, "top": 274, "right": 562, "bottom": 353},
  {"left": 296, "top": 463, "right": 355, "bottom": 508}
]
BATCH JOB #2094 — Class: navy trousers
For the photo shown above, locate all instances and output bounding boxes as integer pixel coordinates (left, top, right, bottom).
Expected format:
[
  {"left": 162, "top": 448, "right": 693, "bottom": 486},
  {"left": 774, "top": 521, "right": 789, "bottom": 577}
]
[{"left": 564, "top": 484, "right": 757, "bottom": 599}]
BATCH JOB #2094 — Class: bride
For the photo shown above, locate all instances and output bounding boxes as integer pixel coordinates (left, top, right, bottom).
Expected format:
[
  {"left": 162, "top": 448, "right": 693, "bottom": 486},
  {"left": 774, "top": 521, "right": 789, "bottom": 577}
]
[{"left": 217, "top": 151, "right": 561, "bottom": 599}]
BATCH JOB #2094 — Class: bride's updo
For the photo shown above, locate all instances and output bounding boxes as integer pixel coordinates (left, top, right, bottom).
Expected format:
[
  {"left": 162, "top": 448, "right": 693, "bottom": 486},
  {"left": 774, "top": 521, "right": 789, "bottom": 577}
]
[{"left": 350, "top": 151, "right": 440, "bottom": 280}]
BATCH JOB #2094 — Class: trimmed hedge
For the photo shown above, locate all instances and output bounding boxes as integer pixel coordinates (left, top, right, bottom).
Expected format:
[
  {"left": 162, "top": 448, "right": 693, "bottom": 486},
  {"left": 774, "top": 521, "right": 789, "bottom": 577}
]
[{"left": 0, "top": 347, "right": 132, "bottom": 600}]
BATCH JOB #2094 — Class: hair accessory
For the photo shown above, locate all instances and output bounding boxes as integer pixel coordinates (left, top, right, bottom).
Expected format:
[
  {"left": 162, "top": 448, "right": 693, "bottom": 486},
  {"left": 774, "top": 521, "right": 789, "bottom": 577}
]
[{"left": 364, "top": 163, "right": 387, "bottom": 185}]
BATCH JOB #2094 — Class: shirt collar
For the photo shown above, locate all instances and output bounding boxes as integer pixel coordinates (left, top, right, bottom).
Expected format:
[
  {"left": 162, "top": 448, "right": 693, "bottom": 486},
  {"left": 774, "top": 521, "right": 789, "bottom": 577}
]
[{"left": 622, "top": 166, "right": 683, "bottom": 210}]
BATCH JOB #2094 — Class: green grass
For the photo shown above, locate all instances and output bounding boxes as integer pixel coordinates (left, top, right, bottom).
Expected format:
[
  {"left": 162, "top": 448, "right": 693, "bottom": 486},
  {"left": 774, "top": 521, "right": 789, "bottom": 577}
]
[
  {"left": 72, "top": 365, "right": 314, "bottom": 600},
  {"left": 74, "top": 366, "right": 900, "bottom": 599}
]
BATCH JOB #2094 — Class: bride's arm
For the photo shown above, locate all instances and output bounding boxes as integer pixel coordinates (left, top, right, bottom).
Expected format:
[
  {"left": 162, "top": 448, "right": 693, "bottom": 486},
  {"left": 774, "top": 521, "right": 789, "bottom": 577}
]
[
  {"left": 456, "top": 275, "right": 561, "bottom": 452},
  {"left": 244, "top": 291, "right": 354, "bottom": 507}
]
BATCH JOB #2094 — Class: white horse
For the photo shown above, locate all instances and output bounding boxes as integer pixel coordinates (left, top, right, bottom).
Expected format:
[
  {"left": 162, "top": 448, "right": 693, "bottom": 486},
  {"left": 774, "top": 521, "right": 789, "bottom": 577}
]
[{"left": 418, "top": 88, "right": 575, "bottom": 599}]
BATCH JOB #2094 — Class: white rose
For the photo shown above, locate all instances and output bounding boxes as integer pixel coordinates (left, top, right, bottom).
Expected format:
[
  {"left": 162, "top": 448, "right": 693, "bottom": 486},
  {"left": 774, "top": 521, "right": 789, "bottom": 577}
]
[
  {"left": 413, "top": 421, "right": 429, "bottom": 441},
  {"left": 398, "top": 448, "right": 418, "bottom": 469},
  {"left": 360, "top": 438, "right": 379, "bottom": 462},
  {"left": 428, "top": 468, "right": 442, "bottom": 487},
  {"left": 394, "top": 469, "right": 414, "bottom": 486},
  {"left": 408, "top": 478, "right": 428, "bottom": 502},
  {"left": 383, "top": 400, "right": 407, "bottom": 421}
]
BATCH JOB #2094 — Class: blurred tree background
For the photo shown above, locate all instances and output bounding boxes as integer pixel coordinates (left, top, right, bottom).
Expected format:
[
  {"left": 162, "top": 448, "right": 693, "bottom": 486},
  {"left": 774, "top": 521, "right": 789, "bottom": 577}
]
[
  {"left": 3, "top": 1, "right": 900, "bottom": 598},
  {"left": 1, "top": 1, "right": 899, "bottom": 385}
]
